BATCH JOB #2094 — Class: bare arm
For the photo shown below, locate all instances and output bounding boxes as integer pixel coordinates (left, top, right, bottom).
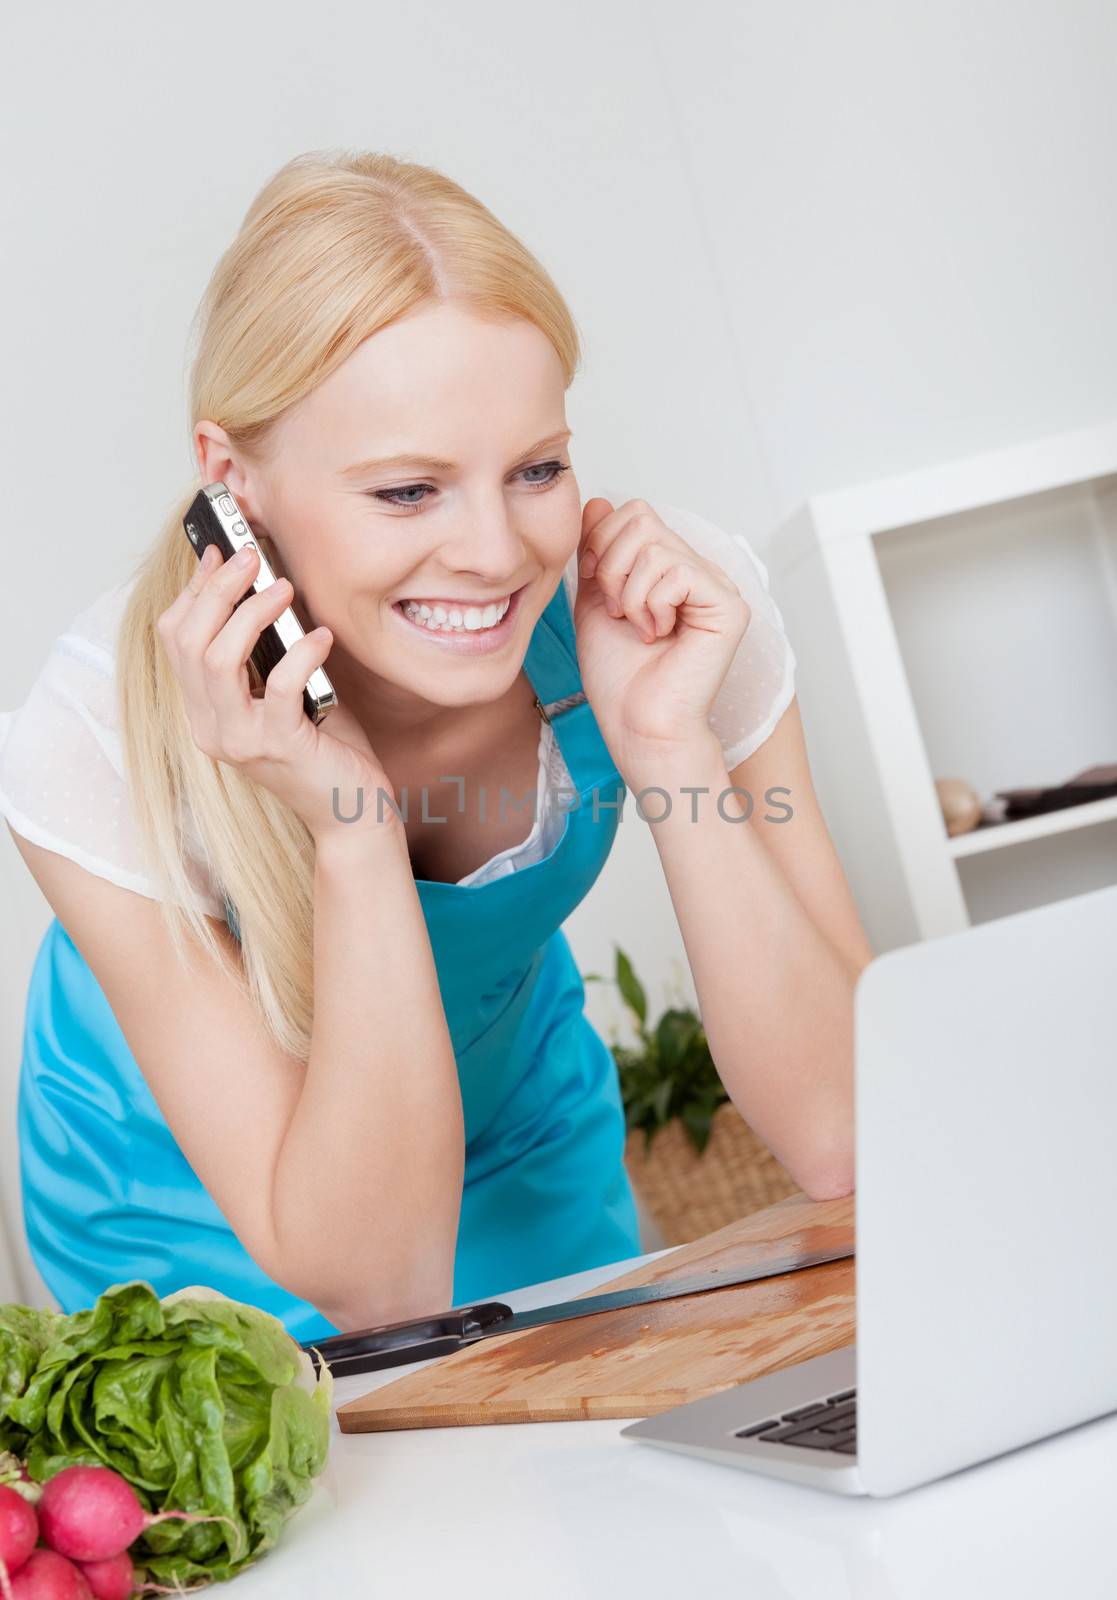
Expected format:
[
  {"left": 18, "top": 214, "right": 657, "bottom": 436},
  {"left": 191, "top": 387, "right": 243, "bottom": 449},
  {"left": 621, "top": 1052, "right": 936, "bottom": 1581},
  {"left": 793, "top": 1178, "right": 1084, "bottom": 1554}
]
[
  {"left": 272, "top": 821, "right": 464, "bottom": 1327},
  {"left": 620, "top": 699, "right": 872, "bottom": 1200},
  {"left": 143, "top": 531, "right": 471, "bottom": 1328},
  {"left": 9, "top": 819, "right": 463, "bottom": 1332}
]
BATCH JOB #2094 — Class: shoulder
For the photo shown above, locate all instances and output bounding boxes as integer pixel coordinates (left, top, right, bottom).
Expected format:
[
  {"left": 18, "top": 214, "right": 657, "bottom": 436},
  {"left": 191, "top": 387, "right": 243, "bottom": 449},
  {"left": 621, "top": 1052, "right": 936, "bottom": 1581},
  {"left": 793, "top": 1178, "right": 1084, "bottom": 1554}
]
[
  {"left": 0, "top": 576, "right": 224, "bottom": 918},
  {"left": 58, "top": 578, "right": 137, "bottom": 665},
  {"left": 1, "top": 578, "right": 134, "bottom": 779}
]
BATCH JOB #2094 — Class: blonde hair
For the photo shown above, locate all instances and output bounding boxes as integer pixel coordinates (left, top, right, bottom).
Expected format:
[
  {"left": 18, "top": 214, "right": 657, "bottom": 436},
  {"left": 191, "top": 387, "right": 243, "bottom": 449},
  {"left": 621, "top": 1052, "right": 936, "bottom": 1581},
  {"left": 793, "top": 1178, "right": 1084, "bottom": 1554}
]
[{"left": 116, "top": 148, "right": 582, "bottom": 1060}]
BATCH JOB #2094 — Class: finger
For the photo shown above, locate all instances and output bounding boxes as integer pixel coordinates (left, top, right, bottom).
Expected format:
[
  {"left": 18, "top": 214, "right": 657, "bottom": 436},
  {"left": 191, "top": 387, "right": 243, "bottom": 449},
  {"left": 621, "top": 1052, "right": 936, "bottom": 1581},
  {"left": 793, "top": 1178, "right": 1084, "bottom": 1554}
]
[
  {"left": 188, "top": 541, "right": 222, "bottom": 593},
  {"left": 592, "top": 511, "right": 668, "bottom": 617},
  {"left": 579, "top": 496, "right": 633, "bottom": 580},
  {"left": 618, "top": 544, "right": 676, "bottom": 641},
  {"left": 176, "top": 542, "right": 263, "bottom": 663},
  {"left": 579, "top": 499, "right": 614, "bottom": 582},
  {"left": 158, "top": 542, "right": 222, "bottom": 643},
  {"left": 163, "top": 547, "right": 265, "bottom": 737},
  {"left": 193, "top": 540, "right": 222, "bottom": 582},
  {"left": 201, "top": 577, "right": 296, "bottom": 733},
  {"left": 645, "top": 562, "right": 734, "bottom": 637},
  {"left": 258, "top": 623, "right": 335, "bottom": 743},
  {"left": 641, "top": 567, "right": 697, "bottom": 644}
]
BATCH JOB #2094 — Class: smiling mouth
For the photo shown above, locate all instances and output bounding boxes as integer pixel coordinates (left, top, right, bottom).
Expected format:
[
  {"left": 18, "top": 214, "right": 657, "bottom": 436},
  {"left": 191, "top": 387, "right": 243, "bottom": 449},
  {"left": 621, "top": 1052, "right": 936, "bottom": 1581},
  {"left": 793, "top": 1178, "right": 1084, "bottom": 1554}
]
[
  {"left": 393, "top": 590, "right": 517, "bottom": 635},
  {"left": 389, "top": 581, "right": 530, "bottom": 652}
]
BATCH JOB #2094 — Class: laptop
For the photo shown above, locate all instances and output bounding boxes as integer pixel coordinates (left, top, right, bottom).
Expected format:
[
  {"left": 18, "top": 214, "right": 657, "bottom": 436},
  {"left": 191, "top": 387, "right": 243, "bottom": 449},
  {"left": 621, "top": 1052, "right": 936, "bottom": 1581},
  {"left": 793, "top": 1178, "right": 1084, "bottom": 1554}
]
[{"left": 620, "top": 879, "right": 1117, "bottom": 1497}]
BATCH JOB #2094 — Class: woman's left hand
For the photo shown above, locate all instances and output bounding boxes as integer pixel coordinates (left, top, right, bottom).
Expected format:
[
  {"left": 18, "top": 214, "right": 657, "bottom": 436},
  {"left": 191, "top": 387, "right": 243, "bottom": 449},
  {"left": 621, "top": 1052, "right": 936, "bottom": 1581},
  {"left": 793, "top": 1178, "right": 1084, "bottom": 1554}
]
[{"left": 572, "top": 496, "right": 752, "bottom": 774}]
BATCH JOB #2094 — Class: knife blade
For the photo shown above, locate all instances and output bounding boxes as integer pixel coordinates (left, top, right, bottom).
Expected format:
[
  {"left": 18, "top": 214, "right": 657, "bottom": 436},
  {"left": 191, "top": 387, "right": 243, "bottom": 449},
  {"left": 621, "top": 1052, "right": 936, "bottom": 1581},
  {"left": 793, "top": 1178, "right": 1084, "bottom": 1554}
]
[{"left": 301, "top": 1242, "right": 854, "bottom": 1377}]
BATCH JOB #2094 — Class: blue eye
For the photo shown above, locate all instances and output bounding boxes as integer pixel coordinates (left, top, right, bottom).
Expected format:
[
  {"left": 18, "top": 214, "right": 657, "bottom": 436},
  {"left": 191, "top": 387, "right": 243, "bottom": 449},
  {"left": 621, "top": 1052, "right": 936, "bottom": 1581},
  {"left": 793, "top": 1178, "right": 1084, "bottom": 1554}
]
[{"left": 369, "top": 460, "right": 571, "bottom": 512}]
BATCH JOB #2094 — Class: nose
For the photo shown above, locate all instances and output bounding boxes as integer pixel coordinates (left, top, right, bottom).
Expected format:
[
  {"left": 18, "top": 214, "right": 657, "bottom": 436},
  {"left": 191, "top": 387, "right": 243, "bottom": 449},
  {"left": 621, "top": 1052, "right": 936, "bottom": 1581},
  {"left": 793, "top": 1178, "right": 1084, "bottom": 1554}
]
[{"left": 435, "top": 507, "right": 529, "bottom": 585}]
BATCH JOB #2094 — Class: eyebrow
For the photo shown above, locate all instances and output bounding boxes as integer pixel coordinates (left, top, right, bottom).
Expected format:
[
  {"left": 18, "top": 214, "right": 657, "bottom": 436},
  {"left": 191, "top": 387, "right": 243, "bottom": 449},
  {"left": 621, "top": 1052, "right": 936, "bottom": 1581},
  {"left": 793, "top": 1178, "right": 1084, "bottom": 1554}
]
[{"left": 339, "top": 428, "right": 573, "bottom": 480}]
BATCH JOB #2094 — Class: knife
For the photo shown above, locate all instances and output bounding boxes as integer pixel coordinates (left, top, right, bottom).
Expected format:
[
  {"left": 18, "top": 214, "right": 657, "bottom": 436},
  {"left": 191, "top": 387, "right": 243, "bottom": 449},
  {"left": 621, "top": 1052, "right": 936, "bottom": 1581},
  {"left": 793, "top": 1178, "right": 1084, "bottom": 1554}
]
[{"left": 300, "top": 1242, "right": 854, "bottom": 1377}]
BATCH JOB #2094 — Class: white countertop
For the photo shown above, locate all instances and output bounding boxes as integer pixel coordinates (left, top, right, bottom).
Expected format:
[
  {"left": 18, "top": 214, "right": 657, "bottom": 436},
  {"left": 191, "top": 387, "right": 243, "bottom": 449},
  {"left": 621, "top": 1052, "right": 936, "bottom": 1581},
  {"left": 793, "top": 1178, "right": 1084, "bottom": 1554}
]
[{"left": 230, "top": 1243, "right": 1117, "bottom": 1599}]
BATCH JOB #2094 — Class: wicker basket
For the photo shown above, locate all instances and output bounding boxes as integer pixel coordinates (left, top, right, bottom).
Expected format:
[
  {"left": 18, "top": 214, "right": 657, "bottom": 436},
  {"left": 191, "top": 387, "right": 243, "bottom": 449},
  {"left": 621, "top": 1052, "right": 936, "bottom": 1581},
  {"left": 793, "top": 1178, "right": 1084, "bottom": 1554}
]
[{"left": 624, "top": 1100, "right": 801, "bottom": 1245}]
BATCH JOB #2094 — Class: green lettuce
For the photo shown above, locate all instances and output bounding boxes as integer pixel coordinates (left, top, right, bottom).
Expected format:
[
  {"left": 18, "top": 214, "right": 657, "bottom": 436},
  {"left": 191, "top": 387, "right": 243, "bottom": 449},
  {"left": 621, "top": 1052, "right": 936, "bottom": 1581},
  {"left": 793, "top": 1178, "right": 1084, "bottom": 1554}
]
[
  {"left": 0, "top": 1303, "right": 62, "bottom": 1454},
  {"left": 0, "top": 1282, "right": 333, "bottom": 1587}
]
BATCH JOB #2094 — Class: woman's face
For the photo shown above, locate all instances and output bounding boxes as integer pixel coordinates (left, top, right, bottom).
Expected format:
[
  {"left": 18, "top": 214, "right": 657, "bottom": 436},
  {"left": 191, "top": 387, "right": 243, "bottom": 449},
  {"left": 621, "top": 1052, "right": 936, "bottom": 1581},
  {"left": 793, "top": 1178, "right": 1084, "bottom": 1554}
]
[{"left": 195, "top": 300, "right": 580, "bottom": 739}]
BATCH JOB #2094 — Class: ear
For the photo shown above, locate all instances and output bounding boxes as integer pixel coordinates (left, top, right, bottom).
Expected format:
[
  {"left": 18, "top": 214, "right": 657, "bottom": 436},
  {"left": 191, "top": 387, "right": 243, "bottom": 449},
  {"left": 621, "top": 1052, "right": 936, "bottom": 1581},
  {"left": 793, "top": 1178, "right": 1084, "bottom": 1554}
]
[
  {"left": 194, "top": 422, "right": 272, "bottom": 539},
  {"left": 194, "top": 420, "right": 238, "bottom": 490}
]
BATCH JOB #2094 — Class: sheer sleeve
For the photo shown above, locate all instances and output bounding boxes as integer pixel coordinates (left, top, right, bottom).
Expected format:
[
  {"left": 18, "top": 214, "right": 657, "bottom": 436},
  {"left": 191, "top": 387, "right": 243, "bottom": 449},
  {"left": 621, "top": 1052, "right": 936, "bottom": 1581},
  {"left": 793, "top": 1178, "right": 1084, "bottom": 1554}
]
[
  {"left": 656, "top": 500, "right": 797, "bottom": 766},
  {"left": 0, "top": 582, "right": 226, "bottom": 920},
  {"left": 561, "top": 499, "right": 797, "bottom": 767}
]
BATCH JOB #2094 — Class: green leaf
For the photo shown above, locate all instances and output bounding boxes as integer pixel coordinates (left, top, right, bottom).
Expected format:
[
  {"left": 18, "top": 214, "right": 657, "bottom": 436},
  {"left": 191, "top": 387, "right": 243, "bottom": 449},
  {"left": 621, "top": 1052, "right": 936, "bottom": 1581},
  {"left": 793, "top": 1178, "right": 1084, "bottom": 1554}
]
[
  {"left": 614, "top": 946, "right": 647, "bottom": 1027},
  {"left": 0, "top": 1305, "right": 60, "bottom": 1455},
  {"left": 651, "top": 1079, "right": 673, "bottom": 1125},
  {"left": 639, "top": 1123, "right": 664, "bottom": 1156},
  {"left": 595, "top": 947, "right": 735, "bottom": 1156},
  {"left": 654, "top": 1009, "right": 702, "bottom": 1071},
  {"left": 681, "top": 1103, "right": 714, "bottom": 1156}
]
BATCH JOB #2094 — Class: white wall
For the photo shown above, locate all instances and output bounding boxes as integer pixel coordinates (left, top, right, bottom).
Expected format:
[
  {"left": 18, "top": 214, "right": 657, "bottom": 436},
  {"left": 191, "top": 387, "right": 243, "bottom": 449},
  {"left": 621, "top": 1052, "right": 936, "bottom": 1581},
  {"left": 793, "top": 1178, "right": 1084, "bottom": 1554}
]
[{"left": 3, "top": 0, "right": 1116, "bottom": 1300}]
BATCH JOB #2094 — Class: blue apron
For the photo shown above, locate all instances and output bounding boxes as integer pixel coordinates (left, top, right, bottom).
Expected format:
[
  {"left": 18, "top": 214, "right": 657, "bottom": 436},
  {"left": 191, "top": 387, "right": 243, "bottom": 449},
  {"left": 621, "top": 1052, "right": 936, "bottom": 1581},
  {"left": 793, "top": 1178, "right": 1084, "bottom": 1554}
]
[{"left": 16, "top": 578, "right": 642, "bottom": 1343}]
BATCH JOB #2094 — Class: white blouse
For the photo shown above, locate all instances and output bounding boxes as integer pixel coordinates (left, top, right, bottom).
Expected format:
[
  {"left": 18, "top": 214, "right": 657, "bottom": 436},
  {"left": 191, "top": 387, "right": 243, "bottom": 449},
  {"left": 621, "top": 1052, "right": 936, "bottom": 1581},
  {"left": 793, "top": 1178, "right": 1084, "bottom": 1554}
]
[{"left": 0, "top": 500, "right": 796, "bottom": 918}]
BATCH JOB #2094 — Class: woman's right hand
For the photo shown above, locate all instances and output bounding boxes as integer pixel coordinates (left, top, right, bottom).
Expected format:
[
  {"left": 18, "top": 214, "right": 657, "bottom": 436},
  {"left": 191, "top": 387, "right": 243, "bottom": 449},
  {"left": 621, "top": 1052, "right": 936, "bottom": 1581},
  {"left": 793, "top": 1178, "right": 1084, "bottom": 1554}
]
[{"left": 158, "top": 541, "right": 398, "bottom": 845}]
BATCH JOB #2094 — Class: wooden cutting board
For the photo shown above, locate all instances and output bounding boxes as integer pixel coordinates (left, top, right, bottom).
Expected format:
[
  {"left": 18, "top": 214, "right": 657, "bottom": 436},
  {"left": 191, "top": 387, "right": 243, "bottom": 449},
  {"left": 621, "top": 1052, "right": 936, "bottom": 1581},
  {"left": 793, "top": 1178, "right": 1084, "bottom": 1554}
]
[{"left": 336, "top": 1190, "right": 854, "bottom": 1432}]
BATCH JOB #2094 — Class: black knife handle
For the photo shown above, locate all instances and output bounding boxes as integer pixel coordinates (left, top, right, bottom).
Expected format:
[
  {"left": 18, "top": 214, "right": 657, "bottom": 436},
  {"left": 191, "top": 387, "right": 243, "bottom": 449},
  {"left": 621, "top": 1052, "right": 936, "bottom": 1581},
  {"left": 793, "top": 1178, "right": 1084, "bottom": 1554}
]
[{"left": 301, "top": 1301, "right": 514, "bottom": 1376}]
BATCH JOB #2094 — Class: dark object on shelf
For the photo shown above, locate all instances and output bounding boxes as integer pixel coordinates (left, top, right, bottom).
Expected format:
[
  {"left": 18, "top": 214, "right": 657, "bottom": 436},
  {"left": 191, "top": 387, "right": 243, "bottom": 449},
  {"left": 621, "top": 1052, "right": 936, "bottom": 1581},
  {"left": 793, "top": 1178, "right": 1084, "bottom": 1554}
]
[{"left": 995, "top": 763, "right": 1117, "bottom": 821}]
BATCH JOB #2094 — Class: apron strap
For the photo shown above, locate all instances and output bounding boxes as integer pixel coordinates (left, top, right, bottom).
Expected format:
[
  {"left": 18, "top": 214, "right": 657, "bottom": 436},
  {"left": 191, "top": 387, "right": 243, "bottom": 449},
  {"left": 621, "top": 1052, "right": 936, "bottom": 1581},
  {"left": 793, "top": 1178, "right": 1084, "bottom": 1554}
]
[
  {"left": 526, "top": 581, "right": 623, "bottom": 798},
  {"left": 533, "top": 689, "right": 587, "bottom": 724}
]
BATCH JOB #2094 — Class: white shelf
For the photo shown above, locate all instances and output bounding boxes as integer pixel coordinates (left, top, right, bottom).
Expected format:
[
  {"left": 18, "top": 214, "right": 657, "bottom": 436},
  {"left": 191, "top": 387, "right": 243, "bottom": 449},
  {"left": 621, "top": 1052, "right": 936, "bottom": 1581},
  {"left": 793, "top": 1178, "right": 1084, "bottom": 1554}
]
[
  {"left": 766, "top": 419, "right": 1117, "bottom": 952},
  {"left": 948, "top": 794, "right": 1117, "bottom": 859},
  {"left": 774, "top": 417, "right": 1117, "bottom": 560}
]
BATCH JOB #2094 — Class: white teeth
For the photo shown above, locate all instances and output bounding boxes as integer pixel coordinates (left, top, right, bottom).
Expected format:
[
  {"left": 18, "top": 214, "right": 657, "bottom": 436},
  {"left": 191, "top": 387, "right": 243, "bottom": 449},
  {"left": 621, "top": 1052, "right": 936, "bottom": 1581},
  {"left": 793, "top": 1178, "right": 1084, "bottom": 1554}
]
[{"left": 400, "top": 595, "right": 511, "bottom": 634}]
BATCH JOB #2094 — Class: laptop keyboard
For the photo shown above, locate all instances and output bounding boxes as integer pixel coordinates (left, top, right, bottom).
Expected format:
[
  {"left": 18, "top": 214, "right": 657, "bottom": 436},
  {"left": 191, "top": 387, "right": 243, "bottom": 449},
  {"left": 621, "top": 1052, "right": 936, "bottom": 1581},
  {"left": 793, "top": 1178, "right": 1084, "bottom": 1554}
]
[{"left": 734, "top": 1386, "right": 857, "bottom": 1454}]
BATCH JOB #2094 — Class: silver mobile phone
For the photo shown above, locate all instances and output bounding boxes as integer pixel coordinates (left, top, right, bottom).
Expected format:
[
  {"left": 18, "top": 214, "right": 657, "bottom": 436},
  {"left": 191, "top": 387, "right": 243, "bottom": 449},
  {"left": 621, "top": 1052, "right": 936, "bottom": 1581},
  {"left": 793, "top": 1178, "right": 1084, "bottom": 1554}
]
[{"left": 182, "top": 482, "right": 337, "bottom": 725}]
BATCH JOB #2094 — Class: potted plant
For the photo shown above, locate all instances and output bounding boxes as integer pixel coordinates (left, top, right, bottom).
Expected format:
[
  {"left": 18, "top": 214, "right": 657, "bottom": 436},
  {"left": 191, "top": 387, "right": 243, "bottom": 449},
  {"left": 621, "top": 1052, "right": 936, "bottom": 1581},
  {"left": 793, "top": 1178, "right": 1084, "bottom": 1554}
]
[{"left": 584, "top": 945, "right": 800, "bottom": 1244}]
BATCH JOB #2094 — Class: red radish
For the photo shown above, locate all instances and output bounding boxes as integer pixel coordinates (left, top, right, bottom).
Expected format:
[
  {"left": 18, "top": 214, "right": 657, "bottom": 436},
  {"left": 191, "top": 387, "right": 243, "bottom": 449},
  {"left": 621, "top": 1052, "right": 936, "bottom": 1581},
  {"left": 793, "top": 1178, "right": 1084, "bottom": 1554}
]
[
  {"left": 38, "top": 1466, "right": 243, "bottom": 1564},
  {"left": 0, "top": 1483, "right": 39, "bottom": 1597},
  {"left": 0, "top": 1484, "right": 38, "bottom": 1572},
  {"left": 74, "top": 1555, "right": 132, "bottom": 1600},
  {"left": 9, "top": 1549, "right": 92, "bottom": 1599}
]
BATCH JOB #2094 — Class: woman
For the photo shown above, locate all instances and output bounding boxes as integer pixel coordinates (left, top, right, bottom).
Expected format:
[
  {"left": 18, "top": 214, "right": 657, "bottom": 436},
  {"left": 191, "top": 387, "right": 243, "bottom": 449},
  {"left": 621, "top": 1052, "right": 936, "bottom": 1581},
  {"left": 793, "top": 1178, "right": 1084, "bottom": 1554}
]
[{"left": 0, "top": 149, "right": 872, "bottom": 1344}]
